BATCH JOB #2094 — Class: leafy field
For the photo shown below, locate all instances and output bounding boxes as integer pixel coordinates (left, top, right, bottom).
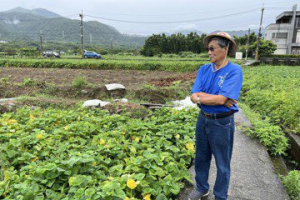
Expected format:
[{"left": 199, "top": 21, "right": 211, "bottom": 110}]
[
  {"left": 0, "top": 58, "right": 202, "bottom": 72},
  {"left": 0, "top": 107, "right": 198, "bottom": 199},
  {"left": 0, "top": 57, "right": 244, "bottom": 73},
  {"left": 241, "top": 66, "right": 300, "bottom": 134},
  {"left": 0, "top": 58, "right": 299, "bottom": 199}
]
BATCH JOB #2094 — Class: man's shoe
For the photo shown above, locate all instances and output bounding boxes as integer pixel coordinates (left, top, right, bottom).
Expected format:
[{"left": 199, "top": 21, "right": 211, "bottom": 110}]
[{"left": 186, "top": 189, "right": 209, "bottom": 200}]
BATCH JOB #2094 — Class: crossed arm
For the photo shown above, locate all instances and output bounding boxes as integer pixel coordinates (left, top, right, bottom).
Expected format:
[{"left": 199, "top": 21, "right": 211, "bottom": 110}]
[{"left": 190, "top": 92, "right": 238, "bottom": 108}]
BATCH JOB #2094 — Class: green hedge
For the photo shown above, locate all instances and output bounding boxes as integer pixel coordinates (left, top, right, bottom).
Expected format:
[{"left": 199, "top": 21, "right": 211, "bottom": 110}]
[{"left": 264, "top": 55, "right": 300, "bottom": 58}]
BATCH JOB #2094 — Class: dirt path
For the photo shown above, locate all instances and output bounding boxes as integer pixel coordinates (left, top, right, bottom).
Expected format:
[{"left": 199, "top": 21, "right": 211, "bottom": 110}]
[{"left": 179, "top": 109, "right": 290, "bottom": 200}]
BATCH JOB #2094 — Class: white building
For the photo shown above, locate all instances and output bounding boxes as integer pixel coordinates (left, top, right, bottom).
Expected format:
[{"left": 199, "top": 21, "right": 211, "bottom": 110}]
[{"left": 265, "top": 4, "right": 300, "bottom": 55}]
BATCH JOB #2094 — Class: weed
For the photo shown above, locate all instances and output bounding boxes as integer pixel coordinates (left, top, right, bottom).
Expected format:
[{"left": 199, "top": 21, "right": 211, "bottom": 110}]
[
  {"left": 281, "top": 170, "right": 300, "bottom": 200},
  {"left": 72, "top": 76, "right": 88, "bottom": 88},
  {"left": 22, "top": 78, "right": 36, "bottom": 86}
]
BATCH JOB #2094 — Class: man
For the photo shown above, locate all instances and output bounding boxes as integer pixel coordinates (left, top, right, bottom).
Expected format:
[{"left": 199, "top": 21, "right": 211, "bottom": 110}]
[{"left": 187, "top": 32, "right": 243, "bottom": 200}]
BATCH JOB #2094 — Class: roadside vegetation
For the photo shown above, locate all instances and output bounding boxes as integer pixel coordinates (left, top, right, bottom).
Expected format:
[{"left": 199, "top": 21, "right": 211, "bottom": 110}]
[{"left": 241, "top": 66, "right": 300, "bottom": 134}]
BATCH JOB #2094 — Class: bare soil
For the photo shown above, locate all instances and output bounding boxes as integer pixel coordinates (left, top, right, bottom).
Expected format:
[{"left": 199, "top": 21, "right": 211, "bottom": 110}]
[
  {"left": 0, "top": 67, "right": 197, "bottom": 101},
  {"left": 0, "top": 67, "right": 188, "bottom": 89}
]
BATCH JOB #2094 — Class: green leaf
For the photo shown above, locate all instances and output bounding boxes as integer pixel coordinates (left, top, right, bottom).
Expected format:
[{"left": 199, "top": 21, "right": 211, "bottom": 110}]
[
  {"left": 114, "top": 188, "right": 126, "bottom": 199},
  {"left": 85, "top": 188, "right": 96, "bottom": 196},
  {"left": 133, "top": 173, "right": 145, "bottom": 181},
  {"left": 155, "top": 194, "right": 168, "bottom": 200},
  {"left": 10, "top": 139, "right": 21, "bottom": 147},
  {"left": 69, "top": 176, "right": 81, "bottom": 186},
  {"left": 65, "top": 156, "right": 81, "bottom": 166}
]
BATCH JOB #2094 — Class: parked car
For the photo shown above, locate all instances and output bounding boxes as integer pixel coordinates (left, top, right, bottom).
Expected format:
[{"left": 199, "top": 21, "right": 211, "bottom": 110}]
[
  {"left": 83, "top": 51, "right": 102, "bottom": 59},
  {"left": 43, "top": 51, "right": 60, "bottom": 58}
]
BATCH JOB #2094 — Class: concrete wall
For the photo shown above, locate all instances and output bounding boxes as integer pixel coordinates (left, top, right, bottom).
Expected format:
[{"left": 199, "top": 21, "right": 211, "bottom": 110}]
[
  {"left": 274, "top": 49, "right": 287, "bottom": 55},
  {"left": 265, "top": 24, "right": 291, "bottom": 55}
]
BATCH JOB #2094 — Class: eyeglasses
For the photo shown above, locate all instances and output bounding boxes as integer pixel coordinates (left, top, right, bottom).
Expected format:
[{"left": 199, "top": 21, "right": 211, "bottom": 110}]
[{"left": 206, "top": 46, "right": 220, "bottom": 52}]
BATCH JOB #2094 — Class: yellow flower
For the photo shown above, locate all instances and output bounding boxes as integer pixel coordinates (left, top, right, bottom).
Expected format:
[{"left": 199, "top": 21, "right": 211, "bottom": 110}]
[
  {"left": 127, "top": 179, "right": 137, "bottom": 189},
  {"left": 92, "top": 162, "right": 97, "bottom": 166},
  {"left": 144, "top": 194, "right": 151, "bottom": 200},
  {"left": 135, "top": 137, "right": 140, "bottom": 142},
  {"left": 36, "top": 134, "right": 43, "bottom": 140},
  {"left": 31, "top": 157, "right": 39, "bottom": 162},
  {"left": 186, "top": 143, "right": 195, "bottom": 152},
  {"left": 124, "top": 197, "right": 130, "bottom": 200},
  {"left": 99, "top": 139, "right": 105, "bottom": 145},
  {"left": 7, "top": 119, "right": 18, "bottom": 125},
  {"left": 30, "top": 115, "right": 36, "bottom": 120}
]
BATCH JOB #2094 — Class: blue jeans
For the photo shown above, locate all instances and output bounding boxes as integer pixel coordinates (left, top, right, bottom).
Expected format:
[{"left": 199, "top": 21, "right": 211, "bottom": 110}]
[{"left": 194, "top": 111, "right": 235, "bottom": 200}]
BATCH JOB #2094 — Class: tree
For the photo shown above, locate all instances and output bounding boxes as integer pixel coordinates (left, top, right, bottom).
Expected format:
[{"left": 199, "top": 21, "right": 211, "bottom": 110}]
[
  {"left": 250, "top": 39, "right": 277, "bottom": 58},
  {"left": 140, "top": 32, "right": 206, "bottom": 56}
]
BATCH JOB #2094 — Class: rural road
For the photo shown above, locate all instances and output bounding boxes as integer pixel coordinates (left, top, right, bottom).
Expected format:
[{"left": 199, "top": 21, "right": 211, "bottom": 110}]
[{"left": 178, "top": 109, "right": 290, "bottom": 200}]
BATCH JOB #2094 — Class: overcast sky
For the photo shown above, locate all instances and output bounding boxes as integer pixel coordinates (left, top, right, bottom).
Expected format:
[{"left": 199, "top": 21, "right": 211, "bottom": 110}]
[{"left": 0, "top": 0, "right": 299, "bottom": 35}]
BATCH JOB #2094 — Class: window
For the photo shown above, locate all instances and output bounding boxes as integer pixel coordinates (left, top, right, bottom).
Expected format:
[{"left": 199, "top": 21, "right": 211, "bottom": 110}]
[
  {"left": 296, "top": 18, "right": 300, "bottom": 28},
  {"left": 296, "top": 30, "right": 300, "bottom": 43},
  {"left": 276, "top": 33, "right": 288, "bottom": 39},
  {"left": 272, "top": 32, "right": 288, "bottom": 39}
]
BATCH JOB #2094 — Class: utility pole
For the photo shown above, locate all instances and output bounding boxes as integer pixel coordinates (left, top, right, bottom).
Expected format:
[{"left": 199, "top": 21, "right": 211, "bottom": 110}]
[
  {"left": 40, "top": 30, "right": 44, "bottom": 57},
  {"left": 62, "top": 31, "right": 65, "bottom": 43},
  {"left": 246, "top": 28, "right": 250, "bottom": 60},
  {"left": 255, "top": 4, "right": 265, "bottom": 61},
  {"left": 79, "top": 10, "right": 84, "bottom": 56}
]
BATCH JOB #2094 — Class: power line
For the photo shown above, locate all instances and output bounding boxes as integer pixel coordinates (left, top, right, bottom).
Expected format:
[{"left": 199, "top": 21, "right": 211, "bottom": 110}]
[
  {"left": 84, "top": 6, "right": 260, "bottom": 17},
  {"left": 85, "top": 8, "right": 259, "bottom": 24}
]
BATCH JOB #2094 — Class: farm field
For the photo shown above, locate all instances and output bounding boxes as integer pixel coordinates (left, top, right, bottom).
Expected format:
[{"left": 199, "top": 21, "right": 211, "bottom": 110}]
[
  {"left": 0, "top": 67, "right": 196, "bottom": 106},
  {"left": 241, "top": 65, "right": 300, "bottom": 134},
  {"left": 0, "top": 58, "right": 299, "bottom": 199},
  {"left": 0, "top": 106, "right": 198, "bottom": 199}
]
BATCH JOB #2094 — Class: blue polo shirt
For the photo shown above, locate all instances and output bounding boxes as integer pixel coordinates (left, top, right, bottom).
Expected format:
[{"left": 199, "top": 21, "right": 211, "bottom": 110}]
[{"left": 191, "top": 61, "right": 243, "bottom": 114}]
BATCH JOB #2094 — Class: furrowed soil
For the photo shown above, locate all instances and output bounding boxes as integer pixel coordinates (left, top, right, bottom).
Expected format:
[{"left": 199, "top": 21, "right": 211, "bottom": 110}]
[{"left": 0, "top": 67, "right": 196, "bottom": 102}]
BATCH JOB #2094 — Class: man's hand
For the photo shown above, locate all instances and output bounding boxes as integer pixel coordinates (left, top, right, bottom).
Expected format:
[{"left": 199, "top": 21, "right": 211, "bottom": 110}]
[
  {"left": 224, "top": 99, "right": 238, "bottom": 108},
  {"left": 190, "top": 93, "right": 199, "bottom": 104}
]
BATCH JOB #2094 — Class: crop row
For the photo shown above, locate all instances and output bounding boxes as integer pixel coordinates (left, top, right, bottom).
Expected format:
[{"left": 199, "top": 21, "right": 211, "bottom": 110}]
[
  {"left": 0, "top": 58, "right": 202, "bottom": 72},
  {"left": 0, "top": 107, "right": 198, "bottom": 199},
  {"left": 0, "top": 58, "right": 245, "bottom": 72}
]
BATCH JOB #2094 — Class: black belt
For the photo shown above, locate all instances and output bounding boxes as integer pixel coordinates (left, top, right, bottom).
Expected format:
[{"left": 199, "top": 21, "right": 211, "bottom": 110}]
[{"left": 201, "top": 110, "right": 235, "bottom": 119}]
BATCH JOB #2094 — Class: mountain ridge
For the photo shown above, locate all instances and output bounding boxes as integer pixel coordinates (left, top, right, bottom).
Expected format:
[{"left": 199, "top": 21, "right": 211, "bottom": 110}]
[
  {"left": 4, "top": 7, "right": 61, "bottom": 18},
  {"left": 0, "top": 7, "right": 146, "bottom": 47},
  {"left": 0, "top": 7, "right": 262, "bottom": 47}
]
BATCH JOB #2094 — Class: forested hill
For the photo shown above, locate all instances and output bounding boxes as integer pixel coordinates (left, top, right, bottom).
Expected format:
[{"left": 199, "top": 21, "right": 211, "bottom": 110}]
[{"left": 0, "top": 8, "right": 146, "bottom": 47}]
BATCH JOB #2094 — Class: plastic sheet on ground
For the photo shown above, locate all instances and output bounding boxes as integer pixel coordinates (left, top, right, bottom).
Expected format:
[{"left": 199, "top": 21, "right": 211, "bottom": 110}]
[
  {"left": 172, "top": 96, "right": 197, "bottom": 110},
  {"left": 105, "top": 83, "right": 125, "bottom": 91},
  {"left": 83, "top": 99, "right": 110, "bottom": 107}
]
